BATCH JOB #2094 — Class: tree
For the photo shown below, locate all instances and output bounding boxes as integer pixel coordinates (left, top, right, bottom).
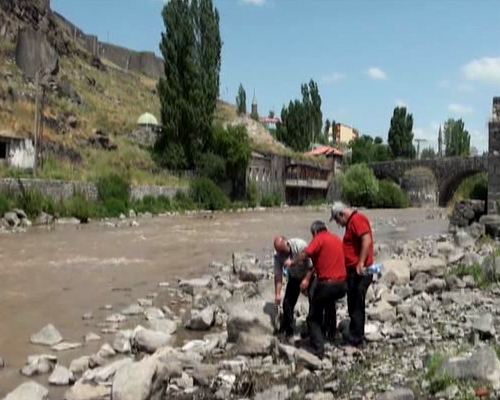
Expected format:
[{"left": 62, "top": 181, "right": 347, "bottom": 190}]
[
  {"left": 350, "top": 135, "right": 392, "bottom": 164},
  {"left": 275, "top": 79, "right": 323, "bottom": 151},
  {"left": 156, "top": 0, "right": 222, "bottom": 169},
  {"left": 421, "top": 147, "right": 436, "bottom": 159},
  {"left": 324, "top": 119, "right": 331, "bottom": 137},
  {"left": 388, "top": 107, "right": 416, "bottom": 159},
  {"left": 330, "top": 119, "right": 337, "bottom": 144},
  {"left": 268, "top": 110, "right": 275, "bottom": 118},
  {"left": 444, "top": 118, "right": 470, "bottom": 157},
  {"left": 236, "top": 84, "right": 246, "bottom": 115}
]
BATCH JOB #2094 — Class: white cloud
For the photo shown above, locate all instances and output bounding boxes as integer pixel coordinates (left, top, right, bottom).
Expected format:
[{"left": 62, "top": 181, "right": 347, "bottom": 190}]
[
  {"left": 437, "top": 80, "right": 450, "bottom": 88},
  {"left": 242, "top": 0, "right": 266, "bottom": 5},
  {"left": 463, "top": 57, "right": 500, "bottom": 84},
  {"left": 448, "top": 103, "right": 474, "bottom": 115},
  {"left": 395, "top": 99, "right": 407, "bottom": 108},
  {"left": 457, "top": 84, "right": 475, "bottom": 92},
  {"left": 322, "top": 72, "right": 346, "bottom": 84},
  {"left": 365, "top": 67, "right": 388, "bottom": 80}
]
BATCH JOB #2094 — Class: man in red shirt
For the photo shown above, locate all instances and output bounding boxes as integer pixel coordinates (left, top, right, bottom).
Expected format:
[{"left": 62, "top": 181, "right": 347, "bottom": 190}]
[
  {"left": 330, "top": 201, "right": 374, "bottom": 349},
  {"left": 285, "top": 220, "right": 346, "bottom": 358}
]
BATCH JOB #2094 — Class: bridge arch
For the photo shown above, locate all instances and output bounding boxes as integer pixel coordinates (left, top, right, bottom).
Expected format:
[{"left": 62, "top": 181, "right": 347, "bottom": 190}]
[{"left": 439, "top": 170, "right": 485, "bottom": 206}]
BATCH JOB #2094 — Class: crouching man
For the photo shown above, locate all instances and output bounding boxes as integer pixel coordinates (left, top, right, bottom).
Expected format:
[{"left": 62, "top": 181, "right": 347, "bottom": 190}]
[
  {"left": 285, "top": 221, "right": 347, "bottom": 358},
  {"left": 273, "top": 235, "right": 312, "bottom": 339}
]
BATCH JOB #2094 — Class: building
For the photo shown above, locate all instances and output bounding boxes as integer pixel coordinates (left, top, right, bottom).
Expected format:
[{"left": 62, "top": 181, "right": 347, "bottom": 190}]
[
  {"left": 137, "top": 113, "right": 160, "bottom": 133},
  {"left": 0, "top": 133, "right": 35, "bottom": 169},
  {"left": 305, "top": 145, "right": 343, "bottom": 176},
  {"left": 331, "top": 123, "right": 359, "bottom": 144}
]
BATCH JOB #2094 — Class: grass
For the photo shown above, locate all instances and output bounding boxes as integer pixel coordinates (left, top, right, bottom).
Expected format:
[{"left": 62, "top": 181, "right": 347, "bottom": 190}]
[
  {"left": 449, "top": 173, "right": 488, "bottom": 210},
  {"left": 450, "top": 262, "right": 497, "bottom": 289}
]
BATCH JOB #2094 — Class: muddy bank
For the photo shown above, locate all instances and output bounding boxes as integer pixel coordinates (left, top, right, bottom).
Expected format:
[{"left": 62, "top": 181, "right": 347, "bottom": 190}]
[{"left": 0, "top": 207, "right": 447, "bottom": 396}]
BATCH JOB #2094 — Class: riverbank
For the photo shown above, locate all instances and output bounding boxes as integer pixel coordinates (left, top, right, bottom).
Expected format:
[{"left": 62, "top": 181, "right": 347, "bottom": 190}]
[{"left": 0, "top": 207, "right": 449, "bottom": 398}]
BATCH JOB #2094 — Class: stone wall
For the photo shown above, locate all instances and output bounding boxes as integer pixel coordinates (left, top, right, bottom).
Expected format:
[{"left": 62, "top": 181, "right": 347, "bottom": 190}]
[
  {"left": 0, "top": 178, "right": 182, "bottom": 202},
  {"left": 246, "top": 151, "right": 287, "bottom": 198},
  {"left": 52, "top": 11, "right": 164, "bottom": 79},
  {"left": 488, "top": 97, "right": 500, "bottom": 214}
]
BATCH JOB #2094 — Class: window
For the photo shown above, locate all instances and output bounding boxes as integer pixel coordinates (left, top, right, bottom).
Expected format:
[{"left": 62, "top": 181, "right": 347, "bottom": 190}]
[{"left": 0, "top": 142, "right": 7, "bottom": 159}]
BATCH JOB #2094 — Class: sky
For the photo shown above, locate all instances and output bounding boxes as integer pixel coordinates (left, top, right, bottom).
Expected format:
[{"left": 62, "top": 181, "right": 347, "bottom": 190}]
[{"left": 51, "top": 0, "right": 500, "bottom": 153}]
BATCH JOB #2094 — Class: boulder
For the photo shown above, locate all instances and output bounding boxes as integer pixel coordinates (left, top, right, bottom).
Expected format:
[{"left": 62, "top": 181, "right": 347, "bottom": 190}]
[
  {"left": 144, "top": 307, "right": 164, "bottom": 321},
  {"left": 412, "top": 272, "right": 429, "bottom": 293},
  {"left": 232, "top": 252, "right": 259, "bottom": 274},
  {"left": 4, "top": 211, "right": 20, "bottom": 227},
  {"left": 148, "top": 319, "right": 178, "bottom": 335},
  {"left": 254, "top": 385, "right": 291, "bottom": 400},
  {"left": 36, "top": 212, "right": 54, "bottom": 225},
  {"left": 133, "top": 327, "right": 173, "bottom": 353},
  {"left": 295, "top": 348, "right": 323, "bottom": 370},
  {"left": 69, "top": 356, "right": 91, "bottom": 375},
  {"left": 377, "top": 388, "right": 414, "bottom": 400},
  {"left": 112, "top": 357, "right": 163, "bottom": 400},
  {"left": 411, "top": 257, "right": 446, "bottom": 277},
  {"left": 15, "top": 27, "right": 59, "bottom": 78},
  {"left": 425, "top": 278, "right": 447, "bottom": 293},
  {"left": 84, "top": 332, "right": 101, "bottom": 342},
  {"left": 51, "top": 341, "right": 82, "bottom": 351},
  {"left": 64, "top": 381, "right": 111, "bottom": 400},
  {"left": 121, "top": 304, "right": 144, "bottom": 316},
  {"left": 454, "top": 230, "right": 474, "bottom": 248},
  {"left": 21, "top": 354, "right": 57, "bottom": 377},
  {"left": 382, "top": 259, "right": 410, "bottom": 286},
  {"left": 49, "top": 364, "right": 75, "bottom": 386},
  {"left": 367, "top": 300, "right": 396, "bottom": 322},
  {"left": 97, "top": 343, "right": 116, "bottom": 358},
  {"left": 113, "top": 330, "right": 133, "bottom": 353},
  {"left": 178, "top": 276, "right": 214, "bottom": 296},
  {"left": 479, "top": 214, "right": 500, "bottom": 238},
  {"left": 440, "top": 346, "right": 500, "bottom": 388},
  {"left": 81, "top": 358, "right": 133, "bottom": 385},
  {"left": 185, "top": 306, "right": 215, "bottom": 331},
  {"left": 474, "top": 314, "right": 496, "bottom": 338},
  {"left": 226, "top": 299, "right": 274, "bottom": 342},
  {"left": 3, "top": 381, "right": 49, "bottom": 400},
  {"left": 236, "top": 333, "right": 273, "bottom": 355},
  {"left": 305, "top": 393, "right": 334, "bottom": 400}
]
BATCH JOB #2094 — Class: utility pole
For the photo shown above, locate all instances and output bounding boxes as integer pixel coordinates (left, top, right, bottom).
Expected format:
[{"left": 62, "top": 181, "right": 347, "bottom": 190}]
[
  {"left": 415, "top": 138, "right": 428, "bottom": 159},
  {"left": 33, "top": 71, "right": 40, "bottom": 177}
]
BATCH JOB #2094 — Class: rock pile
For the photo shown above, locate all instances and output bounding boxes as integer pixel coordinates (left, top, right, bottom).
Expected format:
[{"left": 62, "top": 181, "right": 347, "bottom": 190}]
[{"left": 5, "top": 232, "right": 500, "bottom": 399}]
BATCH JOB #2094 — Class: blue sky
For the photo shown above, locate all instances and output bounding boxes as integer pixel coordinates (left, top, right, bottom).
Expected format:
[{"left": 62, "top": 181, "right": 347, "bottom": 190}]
[{"left": 51, "top": 0, "right": 500, "bottom": 152}]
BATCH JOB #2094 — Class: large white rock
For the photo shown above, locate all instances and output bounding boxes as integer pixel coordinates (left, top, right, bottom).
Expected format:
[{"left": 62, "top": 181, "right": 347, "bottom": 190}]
[
  {"left": 64, "top": 381, "right": 111, "bottom": 400},
  {"left": 382, "top": 260, "right": 410, "bottom": 286},
  {"left": 3, "top": 381, "right": 48, "bottom": 400},
  {"left": 30, "top": 324, "right": 63, "bottom": 346},
  {"left": 367, "top": 300, "right": 396, "bottom": 322},
  {"left": 226, "top": 300, "right": 274, "bottom": 342},
  {"left": 112, "top": 357, "right": 161, "bottom": 400},
  {"left": 133, "top": 327, "right": 173, "bottom": 353},
  {"left": 411, "top": 257, "right": 446, "bottom": 277},
  {"left": 49, "top": 364, "right": 75, "bottom": 386},
  {"left": 185, "top": 306, "right": 216, "bottom": 331}
]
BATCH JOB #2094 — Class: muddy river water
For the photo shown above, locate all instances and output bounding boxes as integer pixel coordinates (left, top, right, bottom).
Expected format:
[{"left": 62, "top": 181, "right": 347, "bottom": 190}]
[{"left": 0, "top": 207, "right": 448, "bottom": 396}]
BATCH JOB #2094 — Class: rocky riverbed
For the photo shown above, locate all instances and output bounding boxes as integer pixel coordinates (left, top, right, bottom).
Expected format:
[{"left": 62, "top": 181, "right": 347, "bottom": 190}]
[{"left": 1, "top": 207, "right": 473, "bottom": 399}]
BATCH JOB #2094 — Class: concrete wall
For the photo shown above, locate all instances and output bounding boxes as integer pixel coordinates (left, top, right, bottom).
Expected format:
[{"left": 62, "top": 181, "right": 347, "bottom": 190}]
[
  {"left": 488, "top": 97, "right": 500, "bottom": 214},
  {"left": 8, "top": 139, "right": 35, "bottom": 169},
  {"left": 0, "top": 178, "right": 182, "bottom": 202}
]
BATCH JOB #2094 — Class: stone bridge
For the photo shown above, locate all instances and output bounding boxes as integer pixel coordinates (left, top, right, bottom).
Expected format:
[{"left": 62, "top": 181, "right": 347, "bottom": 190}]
[{"left": 368, "top": 156, "right": 488, "bottom": 206}]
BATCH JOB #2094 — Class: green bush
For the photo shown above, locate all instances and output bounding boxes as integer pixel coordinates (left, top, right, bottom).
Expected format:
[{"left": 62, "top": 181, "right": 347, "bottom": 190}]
[
  {"left": 374, "top": 180, "right": 410, "bottom": 208},
  {"left": 172, "top": 189, "right": 196, "bottom": 211},
  {"left": 453, "top": 173, "right": 487, "bottom": 203},
  {"left": 103, "top": 198, "right": 128, "bottom": 218},
  {"left": 189, "top": 177, "right": 230, "bottom": 211},
  {"left": 196, "top": 152, "right": 226, "bottom": 183},
  {"left": 0, "top": 194, "right": 11, "bottom": 216},
  {"left": 96, "top": 174, "right": 130, "bottom": 206},
  {"left": 247, "top": 181, "right": 259, "bottom": 208},
  {"left": 340, "top": 164, "right": 379, "bottom": 207},
  {"left": 134, "top": 195, "right": 172, "bottom": 214},
  {"left": 65, "top": 194, "right": 95, "bottom": 222},
  {"left": 260, "top": 192, "right": 282, "bottom": 207},
  {"left": 16, "top": 190, "right": 46, "bottom": 217}
]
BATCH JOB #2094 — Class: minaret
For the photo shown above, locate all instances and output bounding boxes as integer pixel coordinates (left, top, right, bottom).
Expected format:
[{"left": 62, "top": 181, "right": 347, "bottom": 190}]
[
  {"left": 438, "top": 125, "right": 443, "bottom": 157},
  {"left": 251, "top": 91, "right": 258, "bottom": 116}
]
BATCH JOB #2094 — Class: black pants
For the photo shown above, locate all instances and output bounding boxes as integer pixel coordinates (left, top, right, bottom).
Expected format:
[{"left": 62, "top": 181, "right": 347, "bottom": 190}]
[
  {"left": 307, "top": 280, "right": 347, "bottom": 357},
  {"left": 282, "top": 276, "right": 303, "bottom": 336},
  {"left": 346, "top": 268, "right": 373, "bottom": 347}
]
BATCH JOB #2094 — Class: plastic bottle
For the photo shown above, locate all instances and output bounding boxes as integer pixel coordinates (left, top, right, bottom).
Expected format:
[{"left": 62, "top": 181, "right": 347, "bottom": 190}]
[
  {"left": 363, "top": 263, "right": 384, "bottom": 276},
  {"left": 283, "top": 267, "right": 290, "bottom": 278}
]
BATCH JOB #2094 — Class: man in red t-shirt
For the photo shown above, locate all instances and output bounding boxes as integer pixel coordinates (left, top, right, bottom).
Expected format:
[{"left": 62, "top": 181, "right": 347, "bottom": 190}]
[
  {"left": 330, "top": 201, "right": 374, "bottom": 349},
  {"left": 285, "top": 220, "right": 346, "bottom": 358}
]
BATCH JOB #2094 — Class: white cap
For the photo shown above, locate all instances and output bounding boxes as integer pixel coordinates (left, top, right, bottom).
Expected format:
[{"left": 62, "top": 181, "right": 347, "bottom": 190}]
[{"left": 329, "top": 201, "right": 348, "bottom": 222}]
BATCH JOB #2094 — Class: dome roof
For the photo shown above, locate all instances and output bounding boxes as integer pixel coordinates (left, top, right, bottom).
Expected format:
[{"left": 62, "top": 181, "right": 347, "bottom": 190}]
[{"left": 137, "top": 113, "right": 159, "bottom": 126}]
